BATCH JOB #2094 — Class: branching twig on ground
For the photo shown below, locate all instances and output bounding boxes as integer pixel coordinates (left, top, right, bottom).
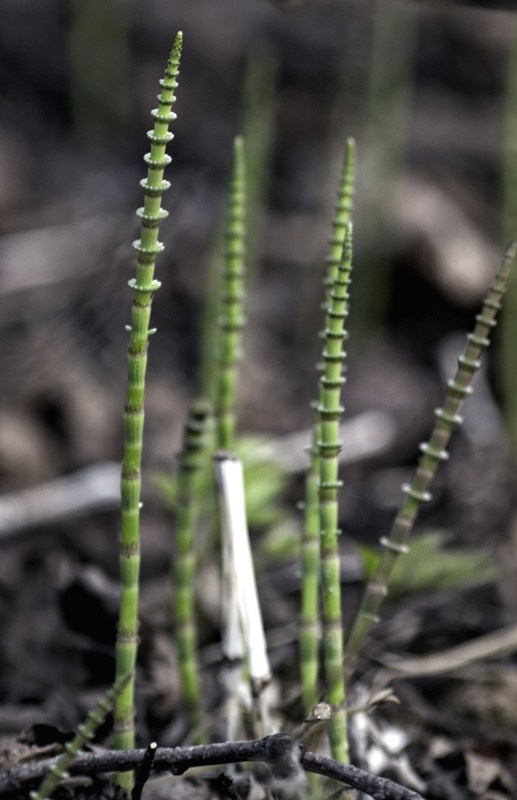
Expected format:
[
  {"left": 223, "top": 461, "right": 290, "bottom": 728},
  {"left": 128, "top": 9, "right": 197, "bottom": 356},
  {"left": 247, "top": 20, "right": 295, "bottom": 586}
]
[{"left": 0, "top": 734, "right": 426, "bottom": 800}]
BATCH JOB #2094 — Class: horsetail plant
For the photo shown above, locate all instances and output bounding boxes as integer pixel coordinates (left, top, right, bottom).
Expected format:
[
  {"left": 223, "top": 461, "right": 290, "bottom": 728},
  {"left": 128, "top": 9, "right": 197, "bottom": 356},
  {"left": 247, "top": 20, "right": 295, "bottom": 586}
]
[
  {"left": 30, "top": 672, "right": 131, "bottom": 800},
  {"left": 300, "top": 139, "right": 355, "bottom": 714},
  {"left": 344, "top": 240, "right": 517, "bottom": 667},
  {"left": 242, "top": 47, "right": 278, "bottom": 282},
  {"left": 215, "top": 136, "right": 247, "bottom": 451},
  {"left": 115, "top": 33, "right": 182, "bottom": 791},
  {"left": 173, "top": 399, "right": 212, "bottom": 727},
  {"left": 317, "top": 222, "right": 354, "bottom": 763},
  {"left": 501, "top": 22, "right": 517, "bottom": 449}
]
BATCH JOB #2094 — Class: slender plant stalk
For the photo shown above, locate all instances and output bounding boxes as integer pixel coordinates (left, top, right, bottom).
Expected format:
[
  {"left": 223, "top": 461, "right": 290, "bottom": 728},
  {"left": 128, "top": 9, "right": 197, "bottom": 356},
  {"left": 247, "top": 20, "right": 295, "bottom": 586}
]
[
  {"left": 30, "top": 673, "right": 131, "bottom": 800},
  {"left": 115, "top": 33, "right": 182, "bottom": 791},
  {"left": 501, "top": 18, "right": 517, "bottom": 447},
  {"left": 354, "top": 0, "right": 417, "bottom": 337},
  {"left": 300, "top": 436, "right": 321, "bottom": 713},
  {"left": 198, "top": 232, "right": 224, "bottom": 402},
  {"left": 69, "top": 0, "right": 132, "bottom": 138},
  {"left": 215, "top": 136, "right": 247, "bottom": 450},
  {"left": 318, "top": 223, "right": 353, "bottom": 763},
  {"left": 345, "top": 241, "right": 517, "bottom": 666},
  {"left": 301, "top": 139, "right": 356, "bottom": 714},
  {"left": 242, "top": 47, "right": 278, "bottom": 283},
  {"left": 173, "top": 399, "right": 212, "bottom": 726}
]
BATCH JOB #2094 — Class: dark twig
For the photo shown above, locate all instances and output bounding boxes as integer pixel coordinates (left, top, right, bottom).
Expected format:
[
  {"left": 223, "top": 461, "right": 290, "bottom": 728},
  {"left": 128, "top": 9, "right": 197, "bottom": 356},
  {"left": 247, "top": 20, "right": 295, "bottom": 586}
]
[
  {"left": 131, "top": 741, "right": 157, "bottom": 800},
  {"left": 0, "top": 734, "right": 426, "bottom": 800}
]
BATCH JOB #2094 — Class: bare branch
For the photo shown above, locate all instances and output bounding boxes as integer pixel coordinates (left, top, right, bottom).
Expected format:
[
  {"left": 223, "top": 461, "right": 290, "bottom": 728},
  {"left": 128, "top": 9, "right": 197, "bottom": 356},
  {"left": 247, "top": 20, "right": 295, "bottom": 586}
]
[{"left": 0, "top": 734, "right": 426, "bottom": 800}]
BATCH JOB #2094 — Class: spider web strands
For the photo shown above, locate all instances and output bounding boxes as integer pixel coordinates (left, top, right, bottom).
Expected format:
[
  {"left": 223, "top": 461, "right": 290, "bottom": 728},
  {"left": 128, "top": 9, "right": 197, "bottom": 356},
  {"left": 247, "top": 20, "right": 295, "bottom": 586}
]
[
  {"left": 345, "top": 240, "right": 517, "bottom": 668},
  {"left": 214, "top": 452, "right": 273, "bottom": 740},
  {"left": 300, "top": 138, "right": 356, "bottom": 715},
  {"left": 115, "top": 32, "right": 182, "bottom": 792}
]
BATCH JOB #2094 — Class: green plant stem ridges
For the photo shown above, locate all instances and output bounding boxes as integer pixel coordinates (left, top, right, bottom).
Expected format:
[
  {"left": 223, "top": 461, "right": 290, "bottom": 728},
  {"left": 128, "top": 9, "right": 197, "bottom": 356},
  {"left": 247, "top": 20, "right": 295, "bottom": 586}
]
[
  {"left": 501, "top": 18, "right": 517, "bottom": 448},
  {"left": 30, "top": 673, "right": 131, "bottom": 800},
  {"left": 115, "top": 32, "right": 182, "bottom": 791},
  {"left": 345, "top": 240, "right": 517, "bottom": 666},
  {"left": 300, "top": 139, "right": 355, "bottom": 714},
  {"left": 242, "top": 48, "right": 278, "bottom": 283},
  {"left": 174, "top": 399, "right": 212, "bottom": 725},
  {"left": 215, "top": 136, "right": 247, "bottom": 451},
  {"left": 318, "top": 222, "right": 353, "bottom": 763}
]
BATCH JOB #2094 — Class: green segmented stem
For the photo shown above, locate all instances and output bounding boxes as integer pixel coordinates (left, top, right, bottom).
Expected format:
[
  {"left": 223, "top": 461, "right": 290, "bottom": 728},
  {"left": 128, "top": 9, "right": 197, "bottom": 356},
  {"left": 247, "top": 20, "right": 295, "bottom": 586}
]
[
  {"left": 30, "top": 673, "right": 131, "bottom": 800},
  {"left": 242, "top": 48, "right": 278, "bottom": 282},
  {"left": 501, "top": 20, "right": 517, "bottom": 448},
  {"left": 300, "top": 434, "right": 321, "bottom": 714},
  {"left": 323, "top": 138, "right": 356, "bottom": 290},
  {"left": 345, "top": 241, "right": 517, "bottom": 666},
  {"left": 318, "top": 223, "right": 353, "bottom": 763},
  {"left": 300, "top": 139, "right": 356, "bottom": 714},
  {"left": 115, "top": 33, "right": 182, "bottom": 790},
  {"left": 174, "top": 400, "right": 212, "bottom": 725},
  {"left": 215, "top": 136, "right": 247, "bottom": 450}
]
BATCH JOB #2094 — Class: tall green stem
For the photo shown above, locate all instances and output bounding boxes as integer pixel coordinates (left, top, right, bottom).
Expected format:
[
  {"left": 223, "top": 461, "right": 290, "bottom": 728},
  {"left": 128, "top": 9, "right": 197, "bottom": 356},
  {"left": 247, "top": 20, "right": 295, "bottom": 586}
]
[
  {"left": 69, "top": 0, "right": 132, "bottom": 139},
  {"left": 301, "top": 139, "right": 355, "bottom": 714},
  {"left": 345, "top": 241, "right": 517, "bottom": 667},
  {"left": 501, "top": 18, "right": 517, "bottom": 447},
  {"left": 242, "top": 48, "right": 278, "bottom": 283},
  {"left": 215, "top": 137, "right": 247, "bottom": 450},
  {"left": 353, "top": 0, "right": 417, "bottom": 338},
  {"left": 174, "top": 400, "right": 211, "bottom": 726},
  {"left": 318, "top": 224, "right": 353, "bottom": 763},
  {"left": 115, "top": 33, "right": 182, "bottom": 791}
]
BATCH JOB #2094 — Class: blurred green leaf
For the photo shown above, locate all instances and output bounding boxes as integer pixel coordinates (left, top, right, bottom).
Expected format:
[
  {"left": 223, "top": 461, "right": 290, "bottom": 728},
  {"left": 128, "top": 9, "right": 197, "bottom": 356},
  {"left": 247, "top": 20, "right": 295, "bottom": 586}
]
[{"left": 357, "top": 531, "right": 498, "bottom": 597}]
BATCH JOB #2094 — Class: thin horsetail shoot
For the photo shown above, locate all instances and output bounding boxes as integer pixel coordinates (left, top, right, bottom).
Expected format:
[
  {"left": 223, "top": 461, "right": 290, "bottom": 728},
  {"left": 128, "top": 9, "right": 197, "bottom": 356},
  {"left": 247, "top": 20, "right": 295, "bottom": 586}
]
[
  {"left": 215, "top": 136, "right": 248, "bottom": 451},
  {"left": 345, "top": 240, "right": 517, "bottom": 666},
  {"left": 318, "top": 223, "right": 354, "bottom": 763},
  {"left": 173, "top": 399, "right": 212, "bottom": 727},
  {"left": 300, "top": 138, "right": 356, "bottom": 715},
  {"left": 114, "top": 32, "right": 182, "bottom": 791},
  {"left": 30, "top": 674, "right": 131, "bottom": 800}
]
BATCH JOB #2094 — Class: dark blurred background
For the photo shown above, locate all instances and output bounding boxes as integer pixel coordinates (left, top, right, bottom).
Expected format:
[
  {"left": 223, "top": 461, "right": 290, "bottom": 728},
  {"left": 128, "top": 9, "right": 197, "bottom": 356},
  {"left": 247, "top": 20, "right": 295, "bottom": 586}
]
[{"left": 0, "top": 0, "right": 516, "bottom": 481}]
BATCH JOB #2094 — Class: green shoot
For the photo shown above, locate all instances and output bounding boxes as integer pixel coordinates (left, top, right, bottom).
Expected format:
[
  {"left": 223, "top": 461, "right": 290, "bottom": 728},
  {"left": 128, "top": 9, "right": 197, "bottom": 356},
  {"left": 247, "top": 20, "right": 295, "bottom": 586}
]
[
  {"left": 215, "top": 136, "right": 247, "bottom": 451},
  {"left": 30, "top": 673, "right": 131, "bottom": 800},
  {"left": 242, "top": 47, "right": 278, "bottom": 282},
  {"left": 501, "top": 17, "right": 517, "bottom": 447},
  {"left": 300, "top": 138, "right": 356, "bottom": 714},
  {"left": 318, "top": 223, "right": 354, "bottom": 763},
  {"left": 345, "top": 241, "right": 517, "bottom": 667},
  {"left": 115, "top": 33, "right": 182, "bottom": 791},
  {"left": 173, "top": 400, "right": 212, "bottom": 728},
  {"left": 69, "top": 0, "right": 131, "bottom": 138}
]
